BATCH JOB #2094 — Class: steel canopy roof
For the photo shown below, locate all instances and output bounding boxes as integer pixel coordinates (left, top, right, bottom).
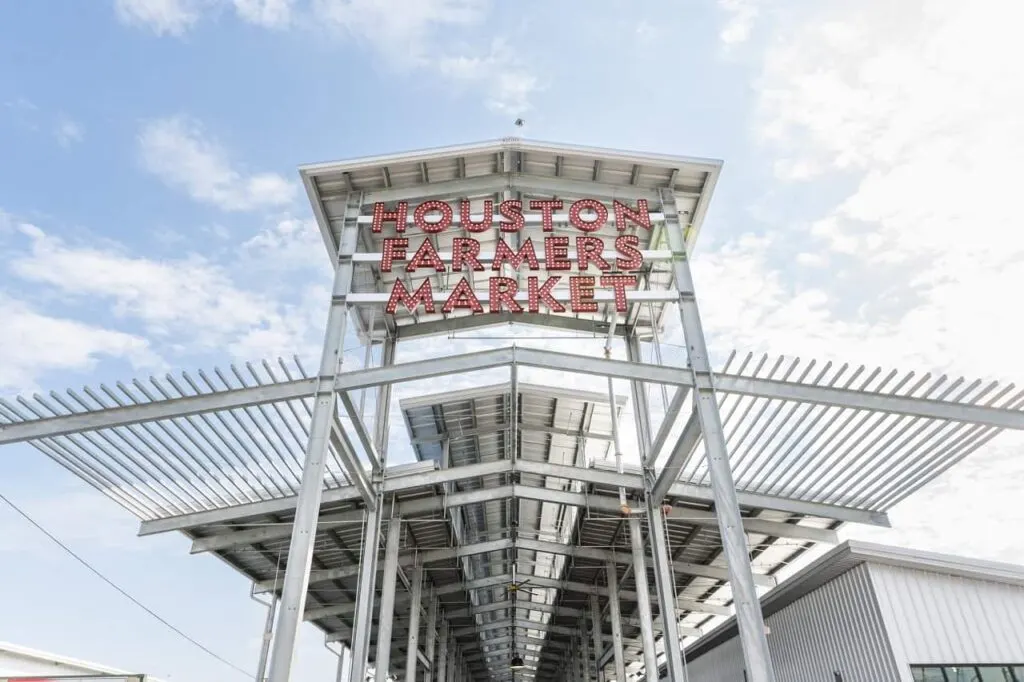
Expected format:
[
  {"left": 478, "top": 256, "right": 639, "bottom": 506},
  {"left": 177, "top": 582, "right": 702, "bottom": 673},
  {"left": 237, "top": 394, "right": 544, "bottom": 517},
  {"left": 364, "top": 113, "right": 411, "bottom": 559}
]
[
  {"left": 2, "top": 137, "right": 1023, "bottom": 682},
  {"left": 3, "top": 343, "right": 1022, "bottom": 680},
  {"left": 299, "top": 138, "right": 723, "bottom": 345}
]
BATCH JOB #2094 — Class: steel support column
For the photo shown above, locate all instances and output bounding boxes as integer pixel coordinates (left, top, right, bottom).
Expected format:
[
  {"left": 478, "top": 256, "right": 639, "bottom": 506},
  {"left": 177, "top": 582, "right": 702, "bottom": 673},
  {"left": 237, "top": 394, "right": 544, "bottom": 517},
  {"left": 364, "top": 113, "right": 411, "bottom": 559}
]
[
  {"left": 348, "top": 503, "right": 382, "bottom": 682},
  {"left": 628, "top": 517, "right": 659, "bottom": 679},
  {"left": 255, "top": 593, "right": 277, "bottom": 682},
  {"left": 446, "top": 643, "right": 456, "bottom": 682},
  {"left": 350, "top": 323, "right": 395, "bottom": 682},
  {"left": 626, "top": 336, "right": 687, "bottom": 682},
  {"left": 663, "top": 189, "right": 775, "bottom": 682},
  {"left": 645, "top": 496, "right": 687, "bottom": 681},
  {"left": 605, "top": 563, "right": 627, "bottom": 682},
  {"left": 590, "top": 594, "right": 603, "bottom": 682},
  {"left": 376, "top": 517, "right": 404, "bottom": 682},
  {"left": 374, "top": 338, "right": 396, "bottom": 462},
  {"left": 581, "top": 630, "right": 591, "bottom": 682},
  {"left": 425, "top": 590, "right": 438, "bottom": 679},
  {"left": 437, "top": 621, "right": 449, "bottom": 682},
  {"left": 267, "top": 198, "right": 360, "bottom": 682},
  {"left": 336, "top": 646, "right": 349, "bottom": 682},
  {"left": 407, "top": 566, "right": 424, "bottom": 682}
]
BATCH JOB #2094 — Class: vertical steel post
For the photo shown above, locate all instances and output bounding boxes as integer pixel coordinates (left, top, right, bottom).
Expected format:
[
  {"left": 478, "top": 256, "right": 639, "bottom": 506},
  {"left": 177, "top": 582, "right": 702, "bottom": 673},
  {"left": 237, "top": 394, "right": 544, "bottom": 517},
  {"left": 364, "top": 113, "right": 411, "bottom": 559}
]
[
  {"left": 645, "top": 496, "right": 687, "bottom": 681},
  {"left": 337, "top": 645, "right": 350, "bottom": 682},
  {"left": 374, "top": 338, "right": 396, "bottom": 463},
  {"left": 267, "top": 200, "right": 360, "bottom": 682},
  {"left": 349, "top": 504, "right": 382, "bottom": 682},
  {"left": 627, "top": 336, "right": 687, "bottom": 682},
  {"left": 255, "top": 593, "right": 277, "bottom": 682},
  {"left": 437, "top": 621, "right": 449, "bottom": 682},
  {"left": 376, "top": 517, "right": 404, "bottom": 682},
  {"left": 578, "top": 642, "right": 587, "bottom": 682},
  {"left": 406, "top": 566, "right": 424, "bottom": 682},
  {"left": 605, "top": 564, "right": 626, "bottom": 682},
  {"left": 628, "top": 517, "right": 659, "bottom": 679},
  {"left": 581, "top": 629, "right": 591, "bottom": 682},
  {"left": 425, "top": 590, "right": 438, "bottom": 680},
  {"left": 590, "top": 594, "right": 603, "bottom": 682},
  {"left": 662, "top": 189, "right": 775, "bottom": 682},
  {"left": 446, "top": 644, "right": 456, "bottom": 682},
  {"left": 351, "top": 327, "right": 396, "bottom": 682}
]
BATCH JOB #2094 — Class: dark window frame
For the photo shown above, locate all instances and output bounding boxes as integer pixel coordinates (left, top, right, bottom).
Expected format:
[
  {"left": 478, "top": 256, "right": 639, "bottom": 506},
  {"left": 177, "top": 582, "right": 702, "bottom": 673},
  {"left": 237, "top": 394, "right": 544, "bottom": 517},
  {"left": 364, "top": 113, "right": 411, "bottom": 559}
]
[{"left": 910, "top": 664, "right": 1023, "bottom": 682}]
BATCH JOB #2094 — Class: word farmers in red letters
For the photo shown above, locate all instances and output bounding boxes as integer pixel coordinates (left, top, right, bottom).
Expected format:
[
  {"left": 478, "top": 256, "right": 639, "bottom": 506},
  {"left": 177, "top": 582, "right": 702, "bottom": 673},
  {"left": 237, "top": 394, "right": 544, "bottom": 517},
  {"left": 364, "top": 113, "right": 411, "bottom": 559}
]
[{"left": 372, "top": 198, "right": 653, "bottom": 316}]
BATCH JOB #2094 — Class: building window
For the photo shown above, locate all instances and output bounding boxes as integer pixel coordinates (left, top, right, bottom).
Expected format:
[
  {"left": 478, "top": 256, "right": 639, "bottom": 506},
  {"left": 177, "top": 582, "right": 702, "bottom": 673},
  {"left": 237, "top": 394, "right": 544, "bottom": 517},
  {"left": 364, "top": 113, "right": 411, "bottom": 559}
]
[{"left": 911, "top": 666, "right": 1024, "bottom": 682}]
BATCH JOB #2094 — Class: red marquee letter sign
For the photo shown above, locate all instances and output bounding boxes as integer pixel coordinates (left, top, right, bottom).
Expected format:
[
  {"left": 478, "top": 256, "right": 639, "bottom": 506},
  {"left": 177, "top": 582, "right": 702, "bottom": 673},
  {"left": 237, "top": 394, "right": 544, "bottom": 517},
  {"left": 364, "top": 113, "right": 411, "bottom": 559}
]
[
  {"left": 414, "top": 201, "right": 453, "bottom": 234},
  {"left": 387, "top": 279, "right": 435, "bottom": 314},
  {"left": 498, "top": 200, "right": 526, "bottom": 232},
  {"left": 493, "top": 238, "right": 540, "bottom": 271},
  {"left": 530, "top": 200, "right": 563, "bottom": 232},
  {"left": 381, "top": 238, "right": 408, "bottom": 272},
  {"left": 407, "top": 239, "right": 446, "bottom": 272},
  {"left": 527, "top": 276, "right": 565, "bottom": 313},
  {"left": 600, "top": 275, "right": 637, "bottom": 313},
  {"left": 614, "top": 235, "right": 643, "bottom": 271},
  {"left": 443, "top": 278, "right": 484, "bottom": 313},
  {"left": 569, "top": 199, "right": 608, "bottom": 233},
  {"left": 569, "top": 275, "right": 598, "bottom": 313},
  {"left": 576, "top": 236, "right": 611, "bottom": 271},
  {"left": 612, "top": 199, "right": 651, "bottom": 231},
  {"left": 460, "top": 200, "right": 493, "bottom": 233},
  {"left": 489, "top": 277, "right": 524, "bottom": 313},
  {"left": 372, "top": 202, "right": 408, "bottom": 233},
  {"left": 452, "top": 238, "right": 485, "bottom": 272}
]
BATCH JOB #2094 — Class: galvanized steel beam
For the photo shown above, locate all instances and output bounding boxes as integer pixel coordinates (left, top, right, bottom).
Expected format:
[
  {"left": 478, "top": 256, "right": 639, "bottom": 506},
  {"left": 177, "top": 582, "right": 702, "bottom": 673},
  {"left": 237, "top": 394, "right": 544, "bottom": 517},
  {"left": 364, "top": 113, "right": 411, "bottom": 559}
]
[
  {"left": 360, "top": 173, "right": 664, "bottom": 204},
  {"left": 664, "top": 190, "right": 774, "bottom": 682},
  {"left": 7, "top": 345, "right": 1024, "bottom": 449},
  {"left": 266, "top": 207, "right": 359, "bottom": 682},
  {"left": 191, "top": 477, "right": 836, "bottom": 559},
  {"left": 649, "top": 409, "right": 702, "bottom": 505}
]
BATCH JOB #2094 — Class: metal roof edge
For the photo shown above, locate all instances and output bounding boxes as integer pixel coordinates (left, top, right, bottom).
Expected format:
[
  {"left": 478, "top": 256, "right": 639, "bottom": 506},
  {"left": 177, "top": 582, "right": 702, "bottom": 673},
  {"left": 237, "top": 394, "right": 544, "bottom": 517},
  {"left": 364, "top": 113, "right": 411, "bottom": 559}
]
[
  {"left": 297, "top": 137, "right": 724, "bottom": 176},
  {"left": 843, "top": 539, "right": 1024, "bottom": 587},
  {"left": 0, "top": 641, "right": 162, "bottom": 681},
  {"left": 683, "top": 540, "right": 1024, "bottom": 663}
]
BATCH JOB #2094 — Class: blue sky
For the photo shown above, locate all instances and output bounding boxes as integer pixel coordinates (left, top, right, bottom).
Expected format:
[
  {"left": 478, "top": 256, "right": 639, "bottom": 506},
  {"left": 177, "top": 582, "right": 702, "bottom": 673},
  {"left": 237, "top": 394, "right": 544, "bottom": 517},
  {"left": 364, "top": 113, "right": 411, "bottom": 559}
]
[{"left": 1, "top": 0, "right": 1023, "bottom": 681}]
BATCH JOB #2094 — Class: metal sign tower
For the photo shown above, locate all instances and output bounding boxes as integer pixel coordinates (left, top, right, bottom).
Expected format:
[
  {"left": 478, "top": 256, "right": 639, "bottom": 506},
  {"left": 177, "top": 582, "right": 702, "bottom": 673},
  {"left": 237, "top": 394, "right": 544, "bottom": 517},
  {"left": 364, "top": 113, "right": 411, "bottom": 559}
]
[{"left": 2, "top": 139, "right": 1023, "bottom": 682}]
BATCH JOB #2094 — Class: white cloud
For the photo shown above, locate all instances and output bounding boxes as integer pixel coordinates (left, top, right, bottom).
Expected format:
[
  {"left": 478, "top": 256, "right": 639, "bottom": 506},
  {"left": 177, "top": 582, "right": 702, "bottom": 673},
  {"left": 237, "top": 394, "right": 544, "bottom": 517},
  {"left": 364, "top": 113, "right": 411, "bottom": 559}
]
[
  {"left": 749, "top": 0, "right": 1024, "bottom": 380},
  {"left": 312, "top": 0, "right": 537, "bottom": 113},
  {"left": 311, "top": 0, "right": 485, "bottom": 47},
  {"left": 54, "top": 118, "right": 84, "bottom": 147},
  {"left": 232, "top": 0, "right": 294, "bottom": 27},
  {"left": 114, "top": 0, "right": 202, "bottom": 36},
  {"left": 8, "top": 223, "right": 321, "bottom": 359},
  {"left": 718, "top": 0, "right": 760, "bottom": 45},
  {"left": 241, "top": 217, "right": 327, "bottom": 272},
  {"left": 0, "top": 294, "right": 158, "bottom": 393},
  {"left": 115, "top": 0, "right": 293, "bottom": 33},
  {"left": 434, "top": 40, "right": 538, "bottom": 115},
  {"left": 112, "top": 0, "right": 536, "bottom": 113},
  {"left": 696, "top": 0, "right": 1024, "bottom": 561},
  {"left": 138, "top": 116, "right": 296, "bottom": 212},
  {"left": 0, "top": 486, "right": 147, "bottom": 554}
]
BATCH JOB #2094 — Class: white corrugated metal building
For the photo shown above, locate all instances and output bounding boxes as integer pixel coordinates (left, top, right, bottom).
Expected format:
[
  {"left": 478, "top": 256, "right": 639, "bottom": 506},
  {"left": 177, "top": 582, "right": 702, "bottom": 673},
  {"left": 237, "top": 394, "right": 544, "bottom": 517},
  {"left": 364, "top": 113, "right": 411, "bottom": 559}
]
[
  {"left": 683, "top": 541, "right": 1024, "bottom": 682},
  {"left": 0, "top": 641, "right": 154, "bottom": 681}
]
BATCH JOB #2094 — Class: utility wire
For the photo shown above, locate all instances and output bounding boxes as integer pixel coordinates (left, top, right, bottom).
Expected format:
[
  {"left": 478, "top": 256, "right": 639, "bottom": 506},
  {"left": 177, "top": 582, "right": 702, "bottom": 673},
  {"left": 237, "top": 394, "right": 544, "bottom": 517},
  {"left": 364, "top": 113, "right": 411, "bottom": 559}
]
[{"left": 0, "top": 489, "right": 254, "bottom": 679}]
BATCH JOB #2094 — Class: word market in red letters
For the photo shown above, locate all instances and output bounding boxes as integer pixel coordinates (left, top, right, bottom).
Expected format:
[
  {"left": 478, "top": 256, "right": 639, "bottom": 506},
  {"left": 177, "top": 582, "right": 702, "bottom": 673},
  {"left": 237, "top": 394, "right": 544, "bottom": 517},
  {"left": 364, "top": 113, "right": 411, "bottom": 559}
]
[{"left": 372, "top": 198, "right": 652, "bottom": 315}]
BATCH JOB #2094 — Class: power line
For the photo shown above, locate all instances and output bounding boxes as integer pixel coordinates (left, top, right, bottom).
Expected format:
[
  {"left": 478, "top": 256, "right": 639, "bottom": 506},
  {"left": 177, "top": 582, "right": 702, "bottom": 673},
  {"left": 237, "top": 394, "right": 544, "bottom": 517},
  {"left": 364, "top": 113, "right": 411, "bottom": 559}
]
[{"left": 0, "top": 489, "right": 254, "bottom": 680}]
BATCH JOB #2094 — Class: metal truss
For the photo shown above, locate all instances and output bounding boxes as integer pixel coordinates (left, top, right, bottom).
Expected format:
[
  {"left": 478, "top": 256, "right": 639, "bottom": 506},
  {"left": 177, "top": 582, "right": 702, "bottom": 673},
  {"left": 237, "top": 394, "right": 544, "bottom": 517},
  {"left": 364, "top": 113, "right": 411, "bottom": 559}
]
[{"left": 3, "top": 139, "right": 1023, "bottom": 682}]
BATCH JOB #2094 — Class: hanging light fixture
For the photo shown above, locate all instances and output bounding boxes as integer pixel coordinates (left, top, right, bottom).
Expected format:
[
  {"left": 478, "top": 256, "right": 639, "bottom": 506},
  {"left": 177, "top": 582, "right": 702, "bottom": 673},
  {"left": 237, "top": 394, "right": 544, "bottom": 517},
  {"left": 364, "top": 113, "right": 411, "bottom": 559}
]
[{"left": 509, "top": 539, "right": 526, "bottom": 672}]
